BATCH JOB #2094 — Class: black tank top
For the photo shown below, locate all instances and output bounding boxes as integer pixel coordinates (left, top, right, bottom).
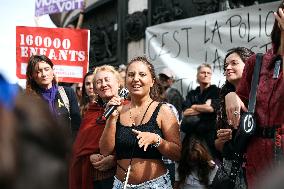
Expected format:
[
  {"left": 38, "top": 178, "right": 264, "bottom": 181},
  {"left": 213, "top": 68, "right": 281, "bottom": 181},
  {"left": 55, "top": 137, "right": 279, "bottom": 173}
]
[{"left": 115, "top": 103, "right": 164, "bottom": 160}]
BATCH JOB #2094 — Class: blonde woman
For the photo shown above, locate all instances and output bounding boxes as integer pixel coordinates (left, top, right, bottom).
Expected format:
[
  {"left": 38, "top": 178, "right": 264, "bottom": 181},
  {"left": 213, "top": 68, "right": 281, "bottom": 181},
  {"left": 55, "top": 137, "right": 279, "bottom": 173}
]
[{"left": 70, "top": 65, "right": 121, "bottom": 189}]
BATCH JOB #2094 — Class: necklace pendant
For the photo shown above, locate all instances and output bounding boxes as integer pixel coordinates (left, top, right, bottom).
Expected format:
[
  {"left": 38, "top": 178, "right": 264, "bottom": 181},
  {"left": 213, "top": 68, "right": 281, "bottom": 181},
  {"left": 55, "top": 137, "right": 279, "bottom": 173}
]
[{"left": 131, "top": 123, "right": 135, "bottom": 127}]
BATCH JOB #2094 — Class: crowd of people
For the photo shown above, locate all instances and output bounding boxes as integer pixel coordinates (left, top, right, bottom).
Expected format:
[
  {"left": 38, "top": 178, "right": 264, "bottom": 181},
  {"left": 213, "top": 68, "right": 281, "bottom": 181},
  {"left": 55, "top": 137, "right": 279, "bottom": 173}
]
[{"left": 1, "top": 1, "right": 284, "bottom": 189}]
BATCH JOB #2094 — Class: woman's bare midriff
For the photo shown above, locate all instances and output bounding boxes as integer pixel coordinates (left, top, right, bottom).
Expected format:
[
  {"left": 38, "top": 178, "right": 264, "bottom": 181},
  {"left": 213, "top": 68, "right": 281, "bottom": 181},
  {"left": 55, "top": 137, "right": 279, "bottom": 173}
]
[{"left": 115, "top": 158, "right": 167, "bottom": 184}]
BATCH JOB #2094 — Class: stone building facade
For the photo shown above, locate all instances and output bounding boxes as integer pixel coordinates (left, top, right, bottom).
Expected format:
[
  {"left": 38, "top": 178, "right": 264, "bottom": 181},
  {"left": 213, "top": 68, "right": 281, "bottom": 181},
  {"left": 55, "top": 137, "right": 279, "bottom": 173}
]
[{"left": 49, "top": 0, "right": 277, "bottom": 69}]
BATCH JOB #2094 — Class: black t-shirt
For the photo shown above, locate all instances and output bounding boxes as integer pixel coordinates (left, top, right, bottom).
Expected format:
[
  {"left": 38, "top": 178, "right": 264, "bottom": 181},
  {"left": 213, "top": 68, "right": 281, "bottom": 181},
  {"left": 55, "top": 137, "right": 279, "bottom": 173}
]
[
  {"left": 183, "top": 84, "right": 220, "bottom": 158},
  {"left": 183, "top": 85, "right": 219, "bottom": 121}
]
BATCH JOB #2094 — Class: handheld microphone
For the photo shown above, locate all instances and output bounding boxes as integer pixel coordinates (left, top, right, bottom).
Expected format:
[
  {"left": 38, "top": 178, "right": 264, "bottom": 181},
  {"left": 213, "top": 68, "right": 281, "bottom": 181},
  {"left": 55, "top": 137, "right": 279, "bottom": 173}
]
[{"left": 101, "top": 88, "right": 129, "bottom": 120}]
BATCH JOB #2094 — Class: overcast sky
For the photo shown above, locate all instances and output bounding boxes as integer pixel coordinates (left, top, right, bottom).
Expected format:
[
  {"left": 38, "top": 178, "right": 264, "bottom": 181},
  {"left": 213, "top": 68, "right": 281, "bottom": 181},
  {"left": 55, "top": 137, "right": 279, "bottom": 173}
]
[{"left": 0, "top": 0, "right": 56, "bottom": 84}]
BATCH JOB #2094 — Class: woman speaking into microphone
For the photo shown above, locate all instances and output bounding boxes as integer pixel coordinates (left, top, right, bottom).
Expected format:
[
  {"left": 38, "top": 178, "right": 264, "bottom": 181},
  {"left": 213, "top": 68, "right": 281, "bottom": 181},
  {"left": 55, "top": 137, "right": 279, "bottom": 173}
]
[{"left": 99, "top": 56, "right": 181, "bottom": 189}]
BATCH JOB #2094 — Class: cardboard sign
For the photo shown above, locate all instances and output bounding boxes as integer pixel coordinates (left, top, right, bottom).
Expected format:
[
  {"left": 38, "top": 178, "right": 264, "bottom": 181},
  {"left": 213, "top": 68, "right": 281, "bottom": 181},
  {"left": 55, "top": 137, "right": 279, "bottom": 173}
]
[{"left": 16, "top": 26, "right": 90, "bottom": 83}]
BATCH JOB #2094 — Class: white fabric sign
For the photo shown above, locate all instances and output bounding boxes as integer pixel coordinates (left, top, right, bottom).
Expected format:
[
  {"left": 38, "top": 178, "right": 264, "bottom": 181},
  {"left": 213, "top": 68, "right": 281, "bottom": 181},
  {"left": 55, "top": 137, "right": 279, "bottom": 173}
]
[{"left": 146, "top": 1, "right": 280, "bottom": 96}]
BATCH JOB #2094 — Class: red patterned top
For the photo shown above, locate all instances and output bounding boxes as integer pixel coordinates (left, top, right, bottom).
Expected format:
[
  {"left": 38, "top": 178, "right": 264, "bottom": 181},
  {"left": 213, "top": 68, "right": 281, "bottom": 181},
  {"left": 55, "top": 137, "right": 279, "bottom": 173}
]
[
  {"left": 69, "top": 102, "right": 115, "bottom": 189},
  {"left": 236, "top": 48, "right": 284, "bottom": 188}
]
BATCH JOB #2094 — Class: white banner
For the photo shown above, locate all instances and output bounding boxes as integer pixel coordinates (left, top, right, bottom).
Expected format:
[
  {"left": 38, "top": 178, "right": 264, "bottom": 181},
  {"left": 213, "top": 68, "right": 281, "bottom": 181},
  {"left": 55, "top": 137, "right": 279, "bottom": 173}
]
[{"left": 146, "top": 1, "right": 280, "bottom": 96}]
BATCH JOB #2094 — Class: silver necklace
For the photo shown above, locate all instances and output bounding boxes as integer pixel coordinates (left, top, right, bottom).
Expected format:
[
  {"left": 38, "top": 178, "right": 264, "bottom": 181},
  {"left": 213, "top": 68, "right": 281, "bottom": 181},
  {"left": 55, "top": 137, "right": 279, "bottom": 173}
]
[
  {"left": 129, "top": 100, "right": 152, "bottom": 126},
  {"left": 129, "top": 106, "right": 140, "bottom": 126}
]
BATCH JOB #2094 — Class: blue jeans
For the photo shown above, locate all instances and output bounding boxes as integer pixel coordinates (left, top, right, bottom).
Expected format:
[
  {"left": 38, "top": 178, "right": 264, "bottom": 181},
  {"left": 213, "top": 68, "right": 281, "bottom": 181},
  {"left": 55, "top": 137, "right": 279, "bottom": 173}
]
[
  {"left": 164, "top": 163, "right": 175, "bottom": 187},
  {"left": 112, "top": 170, "right": 172, "bottom": 189}
]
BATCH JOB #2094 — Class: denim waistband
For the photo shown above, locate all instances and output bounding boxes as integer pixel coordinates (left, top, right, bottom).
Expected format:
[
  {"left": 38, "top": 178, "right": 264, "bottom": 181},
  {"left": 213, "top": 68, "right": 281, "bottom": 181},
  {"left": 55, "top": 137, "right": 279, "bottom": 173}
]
[{"left": 112, "top": 170, "right": 172, "bottom": 189}]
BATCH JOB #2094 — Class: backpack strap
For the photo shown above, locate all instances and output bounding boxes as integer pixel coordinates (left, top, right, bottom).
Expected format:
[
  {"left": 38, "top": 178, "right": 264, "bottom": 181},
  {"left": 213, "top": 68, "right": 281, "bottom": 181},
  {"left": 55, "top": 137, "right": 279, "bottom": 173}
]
[
  {"left": 247, "top": 53, "right": 263, "bottom": 113},
  {"left": 58, "top": 86, "right": 70, "bottom": 113}
]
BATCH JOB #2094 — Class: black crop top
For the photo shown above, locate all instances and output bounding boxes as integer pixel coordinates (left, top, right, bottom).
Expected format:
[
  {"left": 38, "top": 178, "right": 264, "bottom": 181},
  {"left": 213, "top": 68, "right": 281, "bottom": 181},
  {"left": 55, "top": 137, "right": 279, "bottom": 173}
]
[{"left": 115, "top": 103, "right": 164, "bottom": 160}]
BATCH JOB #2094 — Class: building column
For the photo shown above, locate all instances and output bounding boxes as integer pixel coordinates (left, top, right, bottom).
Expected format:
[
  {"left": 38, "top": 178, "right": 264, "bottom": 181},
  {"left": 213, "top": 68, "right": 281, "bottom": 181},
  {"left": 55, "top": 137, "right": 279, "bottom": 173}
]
[{"left": 127, "top": 0, "right": 148, "bottom": 61}]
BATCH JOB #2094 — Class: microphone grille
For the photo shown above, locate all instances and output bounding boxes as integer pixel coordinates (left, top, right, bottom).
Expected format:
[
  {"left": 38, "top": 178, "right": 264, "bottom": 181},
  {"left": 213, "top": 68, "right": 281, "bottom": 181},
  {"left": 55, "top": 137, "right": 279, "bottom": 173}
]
[{"left": 118, "top": 88, "right": 129, "bottom": 99}]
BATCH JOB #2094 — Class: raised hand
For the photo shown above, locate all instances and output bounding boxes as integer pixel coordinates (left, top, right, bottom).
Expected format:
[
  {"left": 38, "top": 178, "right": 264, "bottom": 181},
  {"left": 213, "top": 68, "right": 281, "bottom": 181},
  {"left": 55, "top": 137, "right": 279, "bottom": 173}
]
[{"left": 132, "top": 129, "right": 160, "bottom": 151}]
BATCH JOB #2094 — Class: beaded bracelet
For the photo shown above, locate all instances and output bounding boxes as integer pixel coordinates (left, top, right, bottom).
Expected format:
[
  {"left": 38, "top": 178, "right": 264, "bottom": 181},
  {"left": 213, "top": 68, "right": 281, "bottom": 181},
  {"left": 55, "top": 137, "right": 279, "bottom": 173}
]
[{"left": 152, "top": 135, "right": 161, "bottom": 148}]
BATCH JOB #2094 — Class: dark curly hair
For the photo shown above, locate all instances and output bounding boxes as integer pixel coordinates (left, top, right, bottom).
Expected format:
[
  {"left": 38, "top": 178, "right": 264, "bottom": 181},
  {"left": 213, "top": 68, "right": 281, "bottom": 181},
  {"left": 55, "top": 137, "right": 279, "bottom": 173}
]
[
  {"left": 223, "top": 47, "right": 254, "bottom": 74},
  {"left": 177, "top": 135, "right": 215, "bottom": 188},
  {"left": 217, "top": 47, "right": 254, "bottom": 129},
  {"left": 126, "top": 56, "right": 160, "bottom": 101}
]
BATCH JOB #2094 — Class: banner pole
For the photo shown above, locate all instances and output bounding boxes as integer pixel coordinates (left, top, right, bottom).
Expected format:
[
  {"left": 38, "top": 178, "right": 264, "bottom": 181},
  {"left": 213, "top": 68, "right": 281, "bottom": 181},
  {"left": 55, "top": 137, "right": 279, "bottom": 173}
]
[
  {"left": 76, "top": 0, "right": 87, "bottom": 29},
  {"left": 34, "top": 16, "right": 40, "bottom": 27}
]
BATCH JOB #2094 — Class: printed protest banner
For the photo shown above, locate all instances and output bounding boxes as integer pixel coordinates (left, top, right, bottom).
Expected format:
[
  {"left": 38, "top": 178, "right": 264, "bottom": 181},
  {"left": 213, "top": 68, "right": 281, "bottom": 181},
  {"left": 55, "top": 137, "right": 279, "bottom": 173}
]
[
  {"left": 35, "top": 0, "right": 84, "bottom": 17},
  {"left": 146, "top": 2, "right": 279, "bottom": 95},
  {"left": 16, "top": 26, "right": 90, "bottom": 83}
]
